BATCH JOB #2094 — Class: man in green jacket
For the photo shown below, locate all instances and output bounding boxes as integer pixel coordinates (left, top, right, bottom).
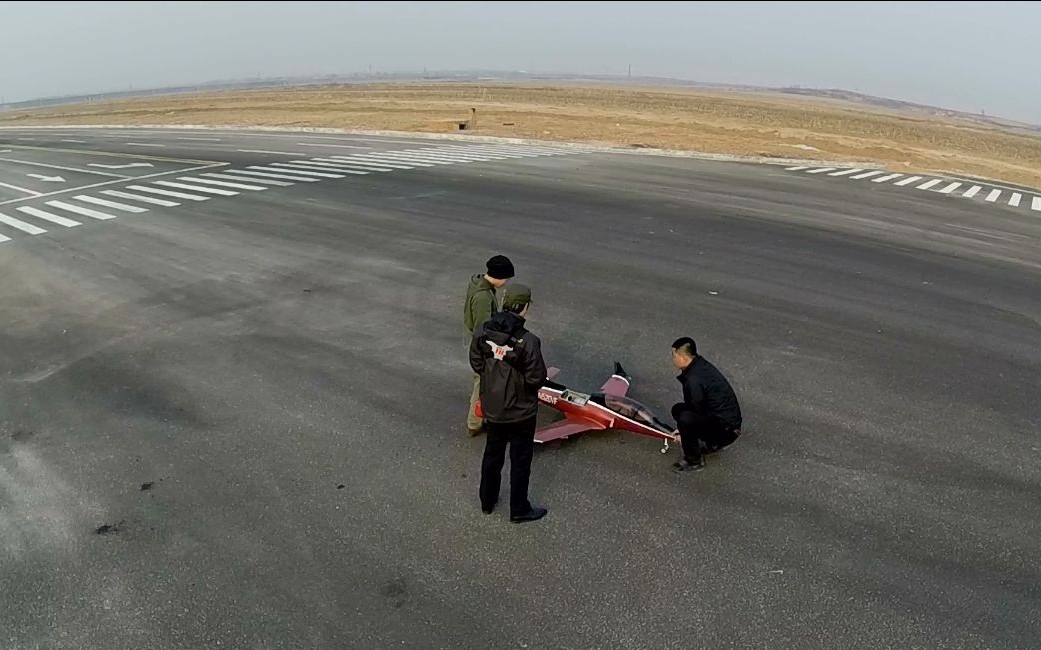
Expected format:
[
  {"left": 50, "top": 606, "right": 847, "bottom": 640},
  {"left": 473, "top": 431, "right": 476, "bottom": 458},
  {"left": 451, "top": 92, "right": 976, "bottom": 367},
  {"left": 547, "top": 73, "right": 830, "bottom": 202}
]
[{"left": 463, "top": 255, "right": 515, "bottom": 435}]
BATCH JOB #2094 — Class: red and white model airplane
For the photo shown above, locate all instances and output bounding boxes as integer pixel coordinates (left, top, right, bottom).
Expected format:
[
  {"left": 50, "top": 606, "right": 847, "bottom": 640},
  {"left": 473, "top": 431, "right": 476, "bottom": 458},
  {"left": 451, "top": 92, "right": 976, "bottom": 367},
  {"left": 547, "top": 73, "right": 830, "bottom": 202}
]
[{"left": 535, "top": 362, "right": 678, "bottom": 453}]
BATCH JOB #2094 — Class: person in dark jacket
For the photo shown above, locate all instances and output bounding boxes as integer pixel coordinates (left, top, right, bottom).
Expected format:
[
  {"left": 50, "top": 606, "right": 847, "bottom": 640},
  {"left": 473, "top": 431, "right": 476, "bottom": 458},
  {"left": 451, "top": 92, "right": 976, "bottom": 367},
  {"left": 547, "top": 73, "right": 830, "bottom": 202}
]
[
  {"left": 462, "top": 255, "right": 514, "bottom": 436},
  {"left": 469, "top": 283, "right": 549, "bottom": 522},
  {"left": 669, "top": 337, "right": 743, "bottom": 472}
]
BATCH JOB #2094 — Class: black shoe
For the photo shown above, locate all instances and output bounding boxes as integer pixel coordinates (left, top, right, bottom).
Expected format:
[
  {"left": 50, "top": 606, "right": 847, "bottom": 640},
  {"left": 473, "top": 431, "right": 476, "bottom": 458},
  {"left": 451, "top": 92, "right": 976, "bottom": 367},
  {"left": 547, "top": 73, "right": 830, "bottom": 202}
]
[
  {"left": 481, "top": 502, "right": 496, "bottom": 514},
  {"left": 673, "top": 457, "right": 705, "bottom": 472},
  {"left": 510, "top": 506, "right": 548, "bottom": 523}
]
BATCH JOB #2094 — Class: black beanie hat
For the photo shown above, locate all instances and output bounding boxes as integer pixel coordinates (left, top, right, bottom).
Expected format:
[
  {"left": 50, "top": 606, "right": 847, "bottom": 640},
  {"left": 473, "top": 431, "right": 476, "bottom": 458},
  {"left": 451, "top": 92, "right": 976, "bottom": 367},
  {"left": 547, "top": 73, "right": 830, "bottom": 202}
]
[{"left": 486, "top": 255, "right": 515, "bottom": 280}]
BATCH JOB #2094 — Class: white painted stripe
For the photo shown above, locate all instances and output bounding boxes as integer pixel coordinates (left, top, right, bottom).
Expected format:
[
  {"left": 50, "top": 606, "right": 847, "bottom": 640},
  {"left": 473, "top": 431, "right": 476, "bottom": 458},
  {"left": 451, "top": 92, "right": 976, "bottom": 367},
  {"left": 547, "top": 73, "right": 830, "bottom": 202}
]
[
  {"left": 827, "top": 169, "right": 862, "bottom": 176},
  {"left": 466, "top": 146, "right": 540, "bottom": 157},
  {"left": 428, "top": 148, "right": 511, "bottom": 159},
  {"left": 295, "top": 142, "right": 372, "bottom": 150},
  {"left": 177, "top": 176, "right": 267, "bottom": 191},
  {"left": 1032, "top": 197, "right": 1041, "bottom": 212},
  {"left": 339, "top": 153, "right": 440, "bottom": 167},
  {"left": 850, "top": 170, "right": 884, "bottom": 180},
  {"left": 101, "top": 189, "right": 180, "bottom": 207},
  {"left": 247, "top": 166, "right": 344, "bottom": 179},
  {"left": 0, "top": 157, "right": 127, "bottom": 177},
  {"left": 961, "top": 185, "right": 982, "bottom": 198},
  {"left": 271, "top": 162, "right": 367, "bottom": 176},
  {"left": 126, "top": 185, "right": 209, "bottom": 201},
  {"left": 916, "top": 179, "right": 943, "bottom": 190},
  {"left": 785, "top": 166, "right": 808, "bottom": 171},
  {"left": 16, "top": 206, "right": 81, "bottom": 227},
  {"left": 1009, "top": 193, "right": 1022, "bottom": 207},
  {"left": 873, "top": 173, "right": 903, "bottom": 183},
  {"left": 805, "top": 167, "right": 837, "bottom": 174},
  {"left": 154, "top": 180, "right": 238, "bottom": 196},
  {"left": 230, "top": 169, "right": 320, "bottom": 182},
  {"left": 303, "top": 159, "right": 394, "bottom": 172},
  {"left": 236, "top": 149, "right": 306, "bottom": 156},
  {"left": 894, "top": 176, "right": 924, "bottom": 186},
  {"left": 72, "top": 195, "right": 148, "bottom": 213},
  {"left": 126, "top": 142, "right": 165, "bottom": 148},
  {"left": 323, "top": 156, "right": 415, "bottom": 170},
  {"left": 0, "top": 181, "right": 42, "bottom": 196},
  {"left": 0, "top": 232, "right": 10, "bottom": 243},
  {"left": 984, "top": 189, "right": 1002, "bottom": 203},
  {"left": 178, "top": 137, "right": 221, "bottom": 141},
  {"left": 201, "top": 173, "right": 293, "bottom": 187},
  {"left": 0, "top": 211, "right": 47, "bottom": 234},
  {"left": 380, "top": 152, "right": 466, "bottom": 164},
  {"left": 45, "top": 200, "right": 117, "bottom": 220},
  {"left": 61, "top": 139, "right": 86, "bottom": 143},
  {"left": 938, "top": 182, "right": 963, "bottom": 194},
  {"left": 402, "top": 150, "right": 497, "bottom": 162}
]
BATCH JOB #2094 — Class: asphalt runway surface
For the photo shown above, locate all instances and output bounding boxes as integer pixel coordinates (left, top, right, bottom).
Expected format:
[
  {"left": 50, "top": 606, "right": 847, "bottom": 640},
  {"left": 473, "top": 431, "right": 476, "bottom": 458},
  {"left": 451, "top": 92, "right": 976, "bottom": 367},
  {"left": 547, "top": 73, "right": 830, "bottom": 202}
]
[{"left": 1, "top": 127, "right": 1038, "bottom": 650}]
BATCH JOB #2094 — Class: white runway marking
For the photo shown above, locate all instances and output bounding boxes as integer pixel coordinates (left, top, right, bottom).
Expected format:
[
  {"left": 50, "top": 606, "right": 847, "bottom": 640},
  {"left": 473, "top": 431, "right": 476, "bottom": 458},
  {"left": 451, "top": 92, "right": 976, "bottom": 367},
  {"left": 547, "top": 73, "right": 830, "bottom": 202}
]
[
  {"left": 916, "top": 179, "right": 943, "bottom": 190},
  {"left": 296, "top": 143, "right": 372, "bottom": 150},
  {"left": 1008, "top": 193, "right": 1022, "bottom": 208},
  {"left": 236, "top": 149, "right": 306, "bottom": 156},
  {"left": 0, "top": 181, "right": 42, "bottom": 196},
  {"left": 359, "top": 151, "right": 452, "bottom": 165},
  {"left": 44, "top": 200, "right": 117, "bottom": 220},
  {"left": 0, "top": 231, "right": 10, "bottom": 242},
  {"left": 961, "top": 185, "right": 982, "bottom": 198},
  {"left": 16, "top": 206, "right": 81, "bottom": 227},
  {"left": 247, "top": 166, "right": 344, "bottom": 179},
  {"left": 873, "top": 173, "right": 903, "bottom": 183},
  {"left": 61, "top": 139, "right": 86, "bottom": 144},
  {"left": 294, "top": 159, "right": 391, "bottom": 172},
  {"left": 828, "top": 169, "right": 862, "bottom": 176},
  {"left": 126, "top": 142, "right": 165, "bottom": 148},
  {"left": 177, "top": 176, "right": 266, "bottom": 191},
  {"left": 984, "top": 189, "right": 1002, "bottom": 203},
  {"left": 102, "top": 189, "right": 180, "bottom": 207},
  {"left": 1032, "top": 197, "right": 1041, "bottom": 212},
  {"left": 805, "top": 167, "right": 836, "bottom": 174},
  {"left": 850, "top": 170, "right": 884, "bottom": 180},
  {"left": 72, "top": 195, "right": 148, "bottom": 213},
  {"left": 340, "top": 153, "right": 439, "bottom": 167},
  {"left": 0, "top": 156, "right": 128, "bottom": 177},
  {"left": 229, "top": 169, "right": 320, "bottom": 182},
  {"left": 894, "top": 176, "right": 924, "bottom": 186},
  {"left": 938, "top": 182, "right": 963, "bottom": 194},
  {"left": 393, "top": 151, "right": 487, "bottom": 163},
  {"left": 0, "top": 211, "right": 47, "bottom": 234},
  {"left": 178, "top": 137, "right": 221, "bottom": 141},
  {"left": 785, "top": 166, "right": 809, "bottom": 171},
  {"left": 126, "top": 185, "right": 210, "bottom": 201},
  {"left": 155, "top": 180, "right": 238, "bottom": 196},
  {"left": 201, "top": 173, "right": 294, "bottom": 186},
  {"left": 310, "top": 158, "right": 399, "bottom": 171},
  {"left": 271, "top": 162, "right": 367, "bottom": 176},
  {"left": 413, "top": 149, "right": 505, "bottom": 160},
  {"left": 325, "top": 156, "right": 414, "bottom": 170}
]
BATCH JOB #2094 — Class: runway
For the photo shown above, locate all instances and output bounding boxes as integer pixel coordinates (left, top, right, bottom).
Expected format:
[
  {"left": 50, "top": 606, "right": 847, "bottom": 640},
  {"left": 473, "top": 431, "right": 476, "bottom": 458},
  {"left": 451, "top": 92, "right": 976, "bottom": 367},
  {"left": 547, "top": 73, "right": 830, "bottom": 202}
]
[{"left": 1, "top": 127, "right": 1038, "bottom": 650}]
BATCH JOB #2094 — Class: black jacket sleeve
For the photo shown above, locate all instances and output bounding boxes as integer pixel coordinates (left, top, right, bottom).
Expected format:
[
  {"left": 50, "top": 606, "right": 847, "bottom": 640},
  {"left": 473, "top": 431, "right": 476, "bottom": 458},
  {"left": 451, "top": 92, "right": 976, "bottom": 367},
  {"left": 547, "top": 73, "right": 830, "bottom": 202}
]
[
  {"left": 469, "top": 329, "right": 485, "bottom": 375},
  {"left": 522, "top": 335, "right": 548, "bottom": 390}
]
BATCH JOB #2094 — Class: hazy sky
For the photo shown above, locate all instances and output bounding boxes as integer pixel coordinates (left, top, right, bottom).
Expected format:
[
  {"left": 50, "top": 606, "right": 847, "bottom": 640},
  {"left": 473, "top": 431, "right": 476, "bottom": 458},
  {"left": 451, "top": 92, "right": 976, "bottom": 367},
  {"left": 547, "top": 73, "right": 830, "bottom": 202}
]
[{"left": 1, "top": 1, "right": 1038, "bottom": 122}]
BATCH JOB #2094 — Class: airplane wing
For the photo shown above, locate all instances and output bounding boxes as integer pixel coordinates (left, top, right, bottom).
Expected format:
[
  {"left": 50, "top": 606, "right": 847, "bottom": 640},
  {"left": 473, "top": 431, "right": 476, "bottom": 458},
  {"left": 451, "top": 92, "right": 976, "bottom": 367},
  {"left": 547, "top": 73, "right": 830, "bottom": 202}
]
[
  {"left": 535, "top": 416, "right": 605, "bottom": 443},
  {"left": 600, "top": 362, "right": 631, "bottom": 397}
]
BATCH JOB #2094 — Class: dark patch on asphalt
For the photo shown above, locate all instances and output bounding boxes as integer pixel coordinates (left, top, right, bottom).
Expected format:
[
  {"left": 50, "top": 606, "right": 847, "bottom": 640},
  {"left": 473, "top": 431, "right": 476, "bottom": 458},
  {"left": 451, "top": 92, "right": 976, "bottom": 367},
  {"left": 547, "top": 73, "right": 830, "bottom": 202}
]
[
  {"left": 380, "top": 579, "right": 407, "bottom": 609},
  {"left": 95, "top": 520, "right": 125, "bottom": 535},
  {"left": 336, "top": 484, "right": 345, "bottom": 490},
  {"left": 140, "top": 482, "right": 154, "bottom": 491},
  {"left": 10, "top": 428, "right": 33, "bottom": 442}
]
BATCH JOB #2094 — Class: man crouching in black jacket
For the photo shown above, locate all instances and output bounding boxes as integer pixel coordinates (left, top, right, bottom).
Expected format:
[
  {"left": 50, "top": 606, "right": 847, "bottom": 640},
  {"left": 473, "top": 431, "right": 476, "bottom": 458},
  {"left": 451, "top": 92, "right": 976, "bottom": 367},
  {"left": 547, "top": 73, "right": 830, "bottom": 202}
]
[
  {"left": 670, "top": 336, "right": 743, "bottom": 473},
  {"left": 469, "top": 283, "right": 549, "bottom": 523}
]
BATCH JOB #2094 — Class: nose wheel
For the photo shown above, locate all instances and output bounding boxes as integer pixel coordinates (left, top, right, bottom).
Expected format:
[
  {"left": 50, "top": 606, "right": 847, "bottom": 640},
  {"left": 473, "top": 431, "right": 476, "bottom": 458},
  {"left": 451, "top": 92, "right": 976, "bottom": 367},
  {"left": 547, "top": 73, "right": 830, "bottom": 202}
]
[{"left": 660, "top": 438, "right": 670, "bottom": 454}]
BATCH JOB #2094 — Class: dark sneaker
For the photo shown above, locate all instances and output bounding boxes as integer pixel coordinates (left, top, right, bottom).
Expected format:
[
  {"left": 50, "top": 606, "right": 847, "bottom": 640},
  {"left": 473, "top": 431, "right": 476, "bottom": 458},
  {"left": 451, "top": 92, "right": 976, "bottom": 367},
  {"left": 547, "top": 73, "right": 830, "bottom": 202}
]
[
  {"left": 672, "top": 457, "right": 705, "bottom": 473},
  {"left": 510, "top": 507, "right": 548, "bottom": 523}
]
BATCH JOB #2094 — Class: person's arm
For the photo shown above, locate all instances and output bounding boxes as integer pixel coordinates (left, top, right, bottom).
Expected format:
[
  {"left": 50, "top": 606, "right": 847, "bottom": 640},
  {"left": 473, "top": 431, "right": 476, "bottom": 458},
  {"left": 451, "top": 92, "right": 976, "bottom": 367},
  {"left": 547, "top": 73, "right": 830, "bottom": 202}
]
[
  {"left": 469, "top": 330, "right": 485, "bottom": 375},
  {"left": 685, "top": 376, "right": 706, "bottom": 410},
  {"left": 469, "top": 291, "right": 495, "bottom": 334},
  {"left": 522, "top": 336, "right": 548, "bottom": 390}
]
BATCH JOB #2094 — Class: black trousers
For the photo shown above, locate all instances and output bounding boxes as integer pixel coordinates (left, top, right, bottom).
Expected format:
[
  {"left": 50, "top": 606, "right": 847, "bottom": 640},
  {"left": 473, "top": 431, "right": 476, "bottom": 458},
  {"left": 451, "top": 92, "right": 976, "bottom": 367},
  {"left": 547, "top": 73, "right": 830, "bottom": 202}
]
[
  {"left": 672, "top": 403, "right": 738, "bottom": 462},
  {"left": 479, "top": 416, "right": 537, "bottom": 516}
]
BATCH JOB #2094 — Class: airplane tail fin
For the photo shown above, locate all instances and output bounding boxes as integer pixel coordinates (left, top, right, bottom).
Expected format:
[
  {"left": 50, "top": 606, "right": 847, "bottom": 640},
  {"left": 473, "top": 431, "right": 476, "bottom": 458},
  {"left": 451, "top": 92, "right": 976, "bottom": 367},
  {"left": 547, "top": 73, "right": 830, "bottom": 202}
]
[{"left": 613, "top": 361, "right": 629, "bottom": 379}]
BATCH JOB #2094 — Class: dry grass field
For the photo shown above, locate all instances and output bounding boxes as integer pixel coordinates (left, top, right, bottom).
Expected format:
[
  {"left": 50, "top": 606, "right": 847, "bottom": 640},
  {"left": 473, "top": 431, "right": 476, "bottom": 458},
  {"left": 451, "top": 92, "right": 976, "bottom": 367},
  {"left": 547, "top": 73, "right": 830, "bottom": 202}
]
[{"left": 3, "top": 83, "right": 1037, "bottom": 188}]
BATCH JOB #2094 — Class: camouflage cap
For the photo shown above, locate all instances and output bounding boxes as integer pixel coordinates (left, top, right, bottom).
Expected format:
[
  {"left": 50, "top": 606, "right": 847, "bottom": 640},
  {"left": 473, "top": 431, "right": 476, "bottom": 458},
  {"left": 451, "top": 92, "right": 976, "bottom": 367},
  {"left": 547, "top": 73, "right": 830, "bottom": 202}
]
[{"left": 501, "top": 283, "right": 532, "bottom": 308}]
